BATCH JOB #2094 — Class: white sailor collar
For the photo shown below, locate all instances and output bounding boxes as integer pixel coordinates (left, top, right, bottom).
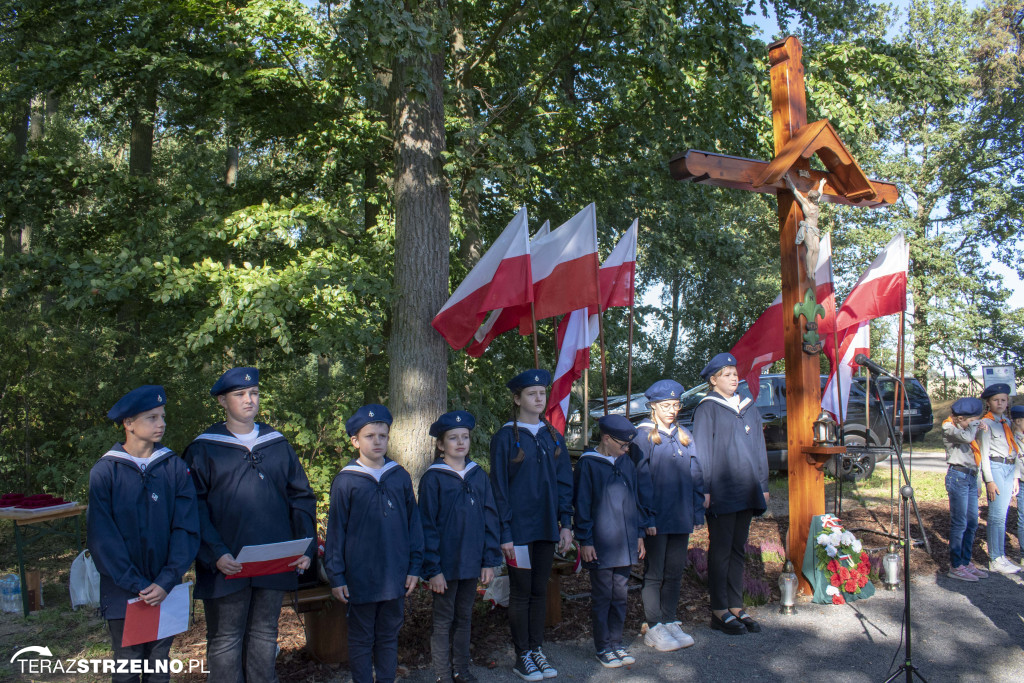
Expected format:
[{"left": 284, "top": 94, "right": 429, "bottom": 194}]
[
  {"left": 580, "top": 449, "right": 617, "bottom": 466},
  {"left": 342, "top": 459, "right": 400, "bottom": 479},
  {"left": 192, "top": 422, "right": 286, "bottom": 451},
  {"left": 698, "top": 393, "right": 753, "bottom": 415},
  {"left": 100, "top": 444, "right": 175, "bottom": 469},
  {"left": 427, "top": 460, "right": 478, "bottom": 476}
]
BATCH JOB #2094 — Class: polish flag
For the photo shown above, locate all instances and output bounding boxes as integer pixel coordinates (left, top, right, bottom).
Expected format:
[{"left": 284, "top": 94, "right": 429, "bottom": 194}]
[
  {"left": 467, "top": 205, "right": 601, "bottom": 356},
  {"left": 432, "top": 208, "right": 533, "bottom": 350},
  {"left": 834, "top": 232, "right": 908, "bottom": 332},
  {"left": 229, "top": 537, "right": 314, "bottom": 579},
  {"left": 545, "top": 221, "right": 638, "bottom": 433},
  {"left": 821, "top": 322, "right": 870, "bottom": 421},
  {"left": 730, "top": 233, "right": 835, "bottom": 400},
  {"left": 122, "top": 582, "right": 191, "bottom": 647}
]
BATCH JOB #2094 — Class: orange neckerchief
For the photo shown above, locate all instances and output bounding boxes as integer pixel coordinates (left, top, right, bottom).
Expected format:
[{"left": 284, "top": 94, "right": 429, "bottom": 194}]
[
  {"left": 975, "top": 412, "right": 1020, "bottom": 465},
  {"left": 947, "top": 416, "right": 982, "bottom": 466}
]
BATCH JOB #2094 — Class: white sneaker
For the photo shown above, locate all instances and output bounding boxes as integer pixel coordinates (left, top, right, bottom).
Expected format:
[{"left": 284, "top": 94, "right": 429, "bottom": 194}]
[
  {"left": 664, "top": 621, "right": 695, "bottom": 648},
  {"left": 643, "top": 623, "right": 681, "bottom": 652},
  {"left": 990, "top": 556, "right": 1022, "bottom": 574},
  {"left": 947, "top": 566, "right": 979, "bottom": 582}
]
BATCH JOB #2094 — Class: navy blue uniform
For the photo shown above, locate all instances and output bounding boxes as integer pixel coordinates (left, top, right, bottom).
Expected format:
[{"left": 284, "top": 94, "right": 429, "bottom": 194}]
[
  {"left": 88, "top": 445, "right": 200, "bottom": 619},
  {"left": 489, "top": 422, "right": 573, "bottom": 545},
  {"left": 632, "top": 420, "right": 704, "bottom": 533},
  {"left": 418, "top": 460, "right": 502, "bottom": 581},
  {"left": 325, "top": 459, "right": 423, "bottom": 683},
  {"left": 183, "top": 423, "right": 316, "bottom": 599},
  {"left": 692, "top": 396, "right": 769, "bottom": 517},
  {"left": 573, "top": 451, "right": 647, "bottom": 569}
]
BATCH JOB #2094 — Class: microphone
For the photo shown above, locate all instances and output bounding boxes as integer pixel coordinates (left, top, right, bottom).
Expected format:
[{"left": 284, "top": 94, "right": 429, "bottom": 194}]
[{"left": 854, "top": 353, "right": 899, "bottom": 379}]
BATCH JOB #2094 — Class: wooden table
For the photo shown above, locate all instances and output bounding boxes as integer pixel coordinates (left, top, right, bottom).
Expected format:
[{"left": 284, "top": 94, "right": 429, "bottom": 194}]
[{"left": 0, "top": 504, "right": 87, "bottom": 617}]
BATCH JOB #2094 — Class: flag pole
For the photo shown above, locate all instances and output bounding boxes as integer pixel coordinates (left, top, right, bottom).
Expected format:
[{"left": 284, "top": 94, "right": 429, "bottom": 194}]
[
  {"left": 593, "top": 256, "right": 609, "bottom": 415},
  {"left": 625, "top": 299, "right": 635, "bottom": 419},
  {"left": 583, "top": 367, "right": 590, "bottom": 448},
  {"left": 530, "top": 302, "right": 540, "bottom": 368}
]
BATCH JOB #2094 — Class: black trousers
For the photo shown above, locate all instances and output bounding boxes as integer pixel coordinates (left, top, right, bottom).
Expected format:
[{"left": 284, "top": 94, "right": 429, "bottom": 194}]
[
  {"left": 641, "top": 532, "right": 689, "bottom": 625},
  {"left": 589, "top": 566, "right": 629, "bottom": 653},
  {"left": 430, "top": 578, "right": 478, "bottom": 677},
  {"left": 507, "top": 540, "right": 555, "bottom": 655},
  {"left": 706, "top": 509, "right": 753, "bottom": 611},
  {"left": 347, "top": 597, "right": 405, "bottom": 683},
  {"left": 106, "top": 619, "right": 174, "bottom": 683}
]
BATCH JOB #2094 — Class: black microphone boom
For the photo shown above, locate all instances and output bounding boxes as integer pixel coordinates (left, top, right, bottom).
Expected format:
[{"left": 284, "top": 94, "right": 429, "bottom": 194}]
[{"left": 854, "top": 353, "right": 899, "bottom": 379}]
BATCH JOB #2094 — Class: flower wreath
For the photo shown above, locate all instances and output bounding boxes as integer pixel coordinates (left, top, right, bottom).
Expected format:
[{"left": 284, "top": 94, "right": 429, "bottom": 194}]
[{"left": 814, "top": 516, "right": 871, "bottom": 605}]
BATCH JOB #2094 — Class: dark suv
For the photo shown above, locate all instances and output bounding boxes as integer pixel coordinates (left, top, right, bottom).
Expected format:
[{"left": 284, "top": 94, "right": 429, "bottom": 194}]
[{"left": 667, "top": 374, "right": 933, "bottom": 480}]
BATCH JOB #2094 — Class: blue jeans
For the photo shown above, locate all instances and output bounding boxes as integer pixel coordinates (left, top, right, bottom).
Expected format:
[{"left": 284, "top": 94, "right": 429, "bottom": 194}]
[
  {"left": 204, "top": 587, "right": 285, "bottom": 683},
  {"left": 986, "top": 462, "right": 1016, "bottom": 560},
  {"left": 1017, "top": 483, "right": 1024, "bottom": 558},
  {"left": 347, "top": 597, "right": 404, "bottom": 683},
  {"left": 590, "top": 567, "right": 629, "bottom": 653},
  {"left": 945, "top": 468, "right": 979, "bottom": 568}
]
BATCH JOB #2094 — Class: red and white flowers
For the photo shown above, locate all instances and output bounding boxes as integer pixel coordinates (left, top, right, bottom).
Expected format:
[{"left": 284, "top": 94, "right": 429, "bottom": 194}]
[{"left": 815, "top": 517, "right": 872, "bottom": 605}]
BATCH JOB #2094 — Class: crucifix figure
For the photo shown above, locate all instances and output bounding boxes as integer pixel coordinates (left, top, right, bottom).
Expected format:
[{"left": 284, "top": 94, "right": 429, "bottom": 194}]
[
  {"left": 785, "top": 173, "right": 826, "bottom": 288},
  {"left": 669, "top": 36, "right": 898, "bottom": 594}
]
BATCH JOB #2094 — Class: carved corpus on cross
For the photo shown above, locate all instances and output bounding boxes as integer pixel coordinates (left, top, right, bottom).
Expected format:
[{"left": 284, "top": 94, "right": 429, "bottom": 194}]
[{"left": 669, "top": 36, "right": 898, "bottom": 593}]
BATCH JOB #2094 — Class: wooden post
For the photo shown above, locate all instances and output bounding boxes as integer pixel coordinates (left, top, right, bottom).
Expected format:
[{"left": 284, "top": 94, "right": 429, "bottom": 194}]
[
  {"left": 625, "top": 299, "right": 635, "bottom": 418},
  {"left": 769, "top": 37, "right": 825, "bottom": 595},
  {"left": 530, "top": 302, "right": 540, "bottom": 368}
]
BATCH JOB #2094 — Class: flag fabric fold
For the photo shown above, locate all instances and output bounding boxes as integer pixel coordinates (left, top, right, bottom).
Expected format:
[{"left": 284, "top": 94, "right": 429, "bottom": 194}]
[
  {"left": 545, "top": 220, "right": 638, "bottom": 433},
  {"left": 833, "top": 232, "right": 908, "bottom": 332},
  {"left": 730, "top": 233, "right": 835, "bottom": 400},
  {"left": 122, "top": 582, "right": 191, "bottom": 647},
  {"left": 432, "top": 208, "right": 533, "bottom": 350},
  {"left": 821, "top": 322, "right": 870, "bottom": 421}
]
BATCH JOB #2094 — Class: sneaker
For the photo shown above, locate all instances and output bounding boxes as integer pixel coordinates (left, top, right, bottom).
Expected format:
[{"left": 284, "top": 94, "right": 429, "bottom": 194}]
[
  {"left": 965, "top": 563, "right": 989, "bottom": 579},
  {"left": 664, "top": 621, "right": 695, "bottom": 648},
  {"left": 947, "top": 565, "right": 979, "bottom": 582},
  {"left": 989, "top": 556, "right": 1022, "bottom": 574},
  {"left": 612, "top": 648, "right": 635, "bottom": 665},
  {"left": 530, "top": 649, "right": 557, "bottom": 679},
  {"left": 643, "top": 623, "right": 682, "bottom": 651},
  {"left": 595, "top": 650, "right": 623, "bottom": 668},
  {"left": 513, "top": 652, "right": 543, "bottom": 682}
]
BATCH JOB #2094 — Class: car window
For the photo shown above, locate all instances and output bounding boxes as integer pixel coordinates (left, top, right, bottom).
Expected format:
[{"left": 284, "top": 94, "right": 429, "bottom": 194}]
[{"left": 756, "top": 380, "right": 774, "bottom": 407}]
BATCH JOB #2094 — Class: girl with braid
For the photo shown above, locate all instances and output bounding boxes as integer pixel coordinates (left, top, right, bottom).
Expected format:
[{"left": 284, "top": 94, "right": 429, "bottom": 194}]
[{"left": 489, "top": 370, "right": 574, "bottom": 681}]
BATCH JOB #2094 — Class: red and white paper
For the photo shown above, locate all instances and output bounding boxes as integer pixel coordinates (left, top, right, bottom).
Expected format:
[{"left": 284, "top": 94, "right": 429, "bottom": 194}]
[
  {"left": 122, "top": 582, "right": 191, "bottom": 647},
  {"left": 229, "top": 538, "right": 313, "bottom": 579}
]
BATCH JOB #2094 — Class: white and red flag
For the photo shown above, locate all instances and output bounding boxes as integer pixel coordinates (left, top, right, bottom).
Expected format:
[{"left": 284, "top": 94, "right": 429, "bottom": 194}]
[
  {"left": 833, "top": 232, "right": 908, "bottom": 332},
  {"left": 229, "top": 537, "right": 314, "bottom": 579},
  {"left": 545, "top": 220, "right": 638, "bottom": 433},
  {"left": 122, "top": 582, "right": 191, "bottom": 647},
  {"left": 821, "top": 322, "right": 870, "bottom": 421},
  {"left": 730, "top": 233, "right": 835, "bottom": 400},
  {"left": 467, "top": 205, "right": 601, "bottom": 356},
  {"left": 432, "top": 208, "right": 533, "bottom": 350}
]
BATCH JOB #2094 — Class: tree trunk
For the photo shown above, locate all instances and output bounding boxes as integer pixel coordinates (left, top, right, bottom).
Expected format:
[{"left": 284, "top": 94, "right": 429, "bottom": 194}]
[
  {"left": 129, "top": 85, "right": 157, "bottom": 177},
  {"left": 6, "top": 101, "right": 29, "bottom": 256},
  {"left": 387, "top": 11, "right": 450, "bottom": 483},
  {"left": 663, "top": 277, "right": 682, "bottom": 376}
]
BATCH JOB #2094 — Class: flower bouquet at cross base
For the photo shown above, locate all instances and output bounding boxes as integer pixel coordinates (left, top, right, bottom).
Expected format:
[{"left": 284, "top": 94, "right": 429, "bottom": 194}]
[{"left": 814, "top": 517, "right": 872, "bottom": 605}]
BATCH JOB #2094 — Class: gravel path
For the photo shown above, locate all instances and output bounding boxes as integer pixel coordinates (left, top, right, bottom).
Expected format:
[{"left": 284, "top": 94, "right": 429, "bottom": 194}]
[{"left": 391, "top": 569, "right": 1024, "bottom": 682}]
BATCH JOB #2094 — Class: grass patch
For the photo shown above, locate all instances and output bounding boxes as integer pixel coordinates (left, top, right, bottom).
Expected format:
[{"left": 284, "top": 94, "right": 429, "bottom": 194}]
[{"left": 845, "top": 470, "right": 947, "bottom": 507}]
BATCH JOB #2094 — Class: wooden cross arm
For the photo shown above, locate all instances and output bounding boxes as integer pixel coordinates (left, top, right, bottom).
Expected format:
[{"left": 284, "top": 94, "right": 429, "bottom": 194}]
[{"left": 669, "top": 150, "right": 898, "bottom": 208}]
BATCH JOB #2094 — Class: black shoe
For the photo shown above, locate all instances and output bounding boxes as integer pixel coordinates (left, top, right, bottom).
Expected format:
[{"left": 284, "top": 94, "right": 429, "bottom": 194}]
[
  {"left": 452, "top": 670, "right": 478, "bottom": 683},
  {"left": 710, "top": 612, "right": 746, "bottom": 635},
  {"left": 734, "top": 610, "right": 761, "bottom": 633}
]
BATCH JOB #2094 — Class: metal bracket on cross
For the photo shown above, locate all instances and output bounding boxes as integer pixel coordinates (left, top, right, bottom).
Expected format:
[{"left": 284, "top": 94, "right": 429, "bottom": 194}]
[{"left": 793, "top": 287, "right": 825, "bottom": 354}]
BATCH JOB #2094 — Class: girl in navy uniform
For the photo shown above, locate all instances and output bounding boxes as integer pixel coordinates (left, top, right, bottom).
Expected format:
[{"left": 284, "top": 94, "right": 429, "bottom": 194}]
[
  {"left": 489, "top": 369, "right": 573, "bottom": 682},
  {"left": 325, "top": 404, "right": 424, "bottom": 683},
  {"left": 419, "top": 410, "right": 502, "bottom": 683},
  {"left": 692, "top": 353, "right": 769, "bottom": 636},
  {"left": 184, "top": 368, "right": 317, "bottom": 683},
  {"left": 88, "top": 385, "right": 199, "bottom": 683},
  {"left": 632, "top": 379, "right": 703, "bottom": 652},
  {"left": 977, "top": 383, "right": 1021, "bottom": 574},
  {"left": 574, "top": 415, "right": 647, "bottom": 668}
]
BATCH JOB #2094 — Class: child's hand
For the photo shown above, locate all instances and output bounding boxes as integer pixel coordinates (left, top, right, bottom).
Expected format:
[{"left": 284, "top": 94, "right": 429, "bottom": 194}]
[
  {"left": 986, "top": 481, "right": 999, "bottom": 501},
  {"left": 501, "top": 542, "right": 515, "bottom": 561},
  {"left": 216, "top": 553, "right": 242, "bottom": 576},
  {"left": 480, "top": 567, "right": 494, "bottom": 585},
  {"left": 332, "top": 585, "right": 349, "bottom": 603},
  {"left": 764, "top": 491, "right": 771, "bottom": 505},
  {"left": 645, "top": 527, "right": 657, "bottom": 536},
  {"left": 580, "top": 545, "right": 597, "bottom": 563},
  {"left": 1014, "top": 479, "right": 1020, "bottom": 497},
  {"left": 637, "top": 538, "right": 645, "bottom": 560},
  {"left": 978, "top": 422, "right": 989, "bottom": 432},
  {"left": 704, "top": 493, "right": 711, "bottom": 509},
  {"left": 139, "top": 583, "right": 167, "bottom": 606},
  {"left": 405, "top": 575, "right": 418, "bottom": 596},
  {"left": 429, "top": 574, "right": 447, "bottom": 593},
  {"left": 289, "top": 555, "right": 311, "bottom": 573},
  {"left": 557, "top": 528, "right": 573, "bottom": 554}
]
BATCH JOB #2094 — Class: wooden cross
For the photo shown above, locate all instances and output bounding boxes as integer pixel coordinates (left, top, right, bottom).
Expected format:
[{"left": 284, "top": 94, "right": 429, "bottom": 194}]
[{"left": 669, "top": 36, "right": 898, "bottom": 593}]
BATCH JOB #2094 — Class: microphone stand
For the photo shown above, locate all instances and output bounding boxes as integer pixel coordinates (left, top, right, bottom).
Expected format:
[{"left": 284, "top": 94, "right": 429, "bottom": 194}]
[{"left": 867, "top": 372, "right": 927, "bottom": 683}]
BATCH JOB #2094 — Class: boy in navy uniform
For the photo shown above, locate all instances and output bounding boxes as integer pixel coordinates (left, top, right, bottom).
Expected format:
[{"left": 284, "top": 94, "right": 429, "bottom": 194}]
[
  {"left": 88, "top": 385, "right": 200, "bottom": 682},
  {"left": 419, "top": 410, "right": 502, "bottom": 683},
  {"left": 574, "top": 415, "right": 647, "bottom": 668},
  {"left": 942, "top": 396, "right": 988, "bottom": 581},
  {"left": 184, "top": 368, "right": 316, "bottom": 682},
  {"left": 325, "top": 404, "right": 424, "bottom": 683}
]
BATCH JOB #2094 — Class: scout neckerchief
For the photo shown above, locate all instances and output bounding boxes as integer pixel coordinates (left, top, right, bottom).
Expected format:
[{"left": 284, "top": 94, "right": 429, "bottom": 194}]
[
  {"left": 945, "top": 417, "right": 982, "bottom": 467},
  {"left": 969, "top": 412, "right": 1020, "bottom": 466}
]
